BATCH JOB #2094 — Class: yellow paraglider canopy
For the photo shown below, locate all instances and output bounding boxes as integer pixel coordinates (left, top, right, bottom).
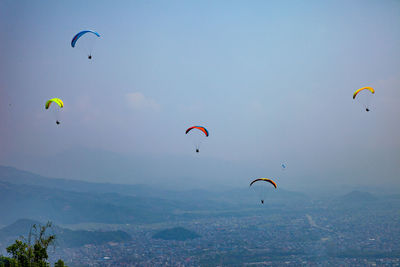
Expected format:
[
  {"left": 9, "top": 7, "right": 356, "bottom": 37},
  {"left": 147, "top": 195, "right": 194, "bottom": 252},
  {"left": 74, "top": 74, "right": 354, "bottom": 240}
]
[
  {"left": 45, "top": 98, "right": 64, "bottom": 109},
  {"left": 353, "top": 87, "right": 375, "bottom": 99},
  {"left": 249, "top": 178, "right": 277, "bottom": 188}
]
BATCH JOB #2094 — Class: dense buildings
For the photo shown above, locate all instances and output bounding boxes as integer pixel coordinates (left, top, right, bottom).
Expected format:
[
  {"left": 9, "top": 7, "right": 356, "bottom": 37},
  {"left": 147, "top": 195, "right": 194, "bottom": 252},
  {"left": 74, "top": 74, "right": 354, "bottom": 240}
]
[{"left": 44, "top": 200, "right": 400, "bottom": 266}]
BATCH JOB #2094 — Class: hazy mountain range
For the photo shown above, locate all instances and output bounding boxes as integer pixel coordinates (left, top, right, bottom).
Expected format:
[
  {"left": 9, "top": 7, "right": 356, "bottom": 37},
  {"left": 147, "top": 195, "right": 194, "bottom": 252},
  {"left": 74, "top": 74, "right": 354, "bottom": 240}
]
[{"left": 0, "top": 165, "right": 398, "bottom": 227}]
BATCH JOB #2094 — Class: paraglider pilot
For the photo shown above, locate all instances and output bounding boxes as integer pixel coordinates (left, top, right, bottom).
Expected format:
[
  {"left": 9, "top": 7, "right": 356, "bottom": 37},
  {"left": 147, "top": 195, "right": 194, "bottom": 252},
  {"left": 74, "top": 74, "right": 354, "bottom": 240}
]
[{"left": 56, "top": 120, "right": 60, "bottom": 125}]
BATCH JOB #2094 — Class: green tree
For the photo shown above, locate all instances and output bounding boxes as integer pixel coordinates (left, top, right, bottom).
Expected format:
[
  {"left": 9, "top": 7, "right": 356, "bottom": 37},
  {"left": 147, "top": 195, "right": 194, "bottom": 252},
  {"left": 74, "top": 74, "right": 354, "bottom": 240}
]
[
  {"left": 4, "top": 222, "right": 59, "bottom": 267},
  {"left": 54, "top": 260, "right": 66, "bottom": 267},
  {"left": 5, "top": 240, "right": 28, "bottom": 266},
  {"left": 0, "top": 256, "right": 19, "bottom": 267}
]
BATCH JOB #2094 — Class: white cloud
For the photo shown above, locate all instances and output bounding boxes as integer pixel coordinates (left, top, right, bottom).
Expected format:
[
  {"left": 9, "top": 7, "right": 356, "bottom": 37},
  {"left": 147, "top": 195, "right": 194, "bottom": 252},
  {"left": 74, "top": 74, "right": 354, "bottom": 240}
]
[{"left": 126, "top": 92, "right": 160, "bottom": 111}]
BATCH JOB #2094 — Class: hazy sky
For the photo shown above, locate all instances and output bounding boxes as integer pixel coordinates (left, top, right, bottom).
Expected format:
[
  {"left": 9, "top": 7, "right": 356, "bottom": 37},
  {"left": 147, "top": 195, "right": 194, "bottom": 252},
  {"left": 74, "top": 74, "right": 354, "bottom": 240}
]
[{"left": 0, "top": 0, "right": 399, "bottom": 192}]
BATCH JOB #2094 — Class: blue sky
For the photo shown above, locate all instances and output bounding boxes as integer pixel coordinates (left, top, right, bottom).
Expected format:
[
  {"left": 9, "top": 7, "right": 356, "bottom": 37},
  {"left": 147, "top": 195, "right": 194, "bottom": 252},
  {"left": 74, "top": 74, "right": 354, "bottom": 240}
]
[{"left": 0, "top": 0, "right": 399, "bottom": 192}]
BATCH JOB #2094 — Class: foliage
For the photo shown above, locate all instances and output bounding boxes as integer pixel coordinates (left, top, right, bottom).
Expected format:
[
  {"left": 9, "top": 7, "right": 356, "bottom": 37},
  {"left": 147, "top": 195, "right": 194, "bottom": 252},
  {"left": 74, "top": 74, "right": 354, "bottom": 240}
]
[
  {"left": 1, "top": 222, "right": 67, "bottom": 267},
  {"left": 0, "top": 256, "right": 19, "bottom": 267},
  {"left": 54, "top": 260, "right": 66, "bottom": 267}
]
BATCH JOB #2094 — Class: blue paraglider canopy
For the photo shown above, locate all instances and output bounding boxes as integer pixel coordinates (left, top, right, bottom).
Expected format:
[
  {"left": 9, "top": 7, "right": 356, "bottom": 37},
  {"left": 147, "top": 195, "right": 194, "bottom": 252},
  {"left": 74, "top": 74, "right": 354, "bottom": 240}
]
[{"left": 71, "top": 30, "right": 100, "bottom": 48}]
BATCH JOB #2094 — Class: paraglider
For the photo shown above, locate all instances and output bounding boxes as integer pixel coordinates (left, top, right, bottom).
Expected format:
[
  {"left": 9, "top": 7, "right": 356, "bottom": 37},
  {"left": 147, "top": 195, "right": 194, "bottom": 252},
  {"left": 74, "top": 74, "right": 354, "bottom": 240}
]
[
  {"left": 45, "top": 98, "right": 63, "bottom": 125},
  {"left": 353, "top": 87, "right": 375, "bottom": 112},
  {"left": 250, "top": 178, "right": 277, "bottom": 204},
  {"left": 281, "top": 163, "right": 286, "bottom": 170},
  {"left": 71, "top": 30, "right": 100, "bottom": 59},
  {"left": 185, "top": 126, "right": 209, "bottom": 153}
]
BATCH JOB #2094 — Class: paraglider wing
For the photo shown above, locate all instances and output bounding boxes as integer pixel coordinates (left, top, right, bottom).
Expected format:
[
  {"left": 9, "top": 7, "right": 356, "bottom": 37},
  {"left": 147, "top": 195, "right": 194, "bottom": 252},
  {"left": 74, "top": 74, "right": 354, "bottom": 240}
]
[
  {"left": 250, "top": 178, "right": 277, "bottom": 188},
  {"left": 71, "top": 30, "right": 100, "bottom": 48},
  {"left": 45, "top": 98, "right": 64, "bottom": 109},
  {"left": 353, "top": 87, "right": 375, "bottom": 99},
  {"left": 185, "top": 126, "right": 209, "bottom": 136}
]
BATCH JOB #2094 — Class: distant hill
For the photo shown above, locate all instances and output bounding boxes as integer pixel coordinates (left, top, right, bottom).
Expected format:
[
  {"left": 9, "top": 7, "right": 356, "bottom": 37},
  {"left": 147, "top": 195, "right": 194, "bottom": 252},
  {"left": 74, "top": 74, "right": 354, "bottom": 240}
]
[
  {"left": 152, "top": 227, "right": 200, "bottom": 241},
  {"left": 339, "top": 190, "right": 377, "bottom": 202},
  {"left": 0, "top": 219, "right": 131, "bottom": 248},
  {"left": 0, "top": 165, "right": 312, "bottom": 225},
  {"left": 0, "top": 166, "right": 234, "bottom": 225},
  {"left": 0, "top": 218, "right": 42, "bottom": 240},
  {"left": 0, "top": 165, "right": 164, "bottom": 197},
  {"left": 0, "top": 181, "right": 181, "bottom": 225},
  {"left": 0, "top": 166, "right": 236, "bottom": 206}
]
